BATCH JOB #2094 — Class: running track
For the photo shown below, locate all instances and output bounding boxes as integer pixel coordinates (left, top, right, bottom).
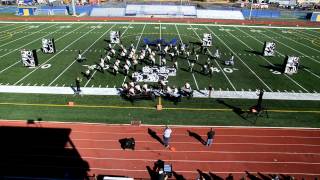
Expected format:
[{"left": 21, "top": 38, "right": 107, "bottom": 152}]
[{"left": 0, "top": 120, "right": 320, "bottom": 179}]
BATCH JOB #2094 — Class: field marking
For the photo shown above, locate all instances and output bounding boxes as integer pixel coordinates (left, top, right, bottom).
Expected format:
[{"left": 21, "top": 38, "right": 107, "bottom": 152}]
[
  {"left": 84, "top": 24, "right": 131, "bottom": 87},
  {"left": 0, "top": 24, "right": 31, "bottom": 41},
  {"left": 0, "top": 25, "right": 71, "bottom": 74},
  {"left": 237, "top": 27, "right": 320, "bottom": 80},
  {"left": 1, "top": 21, "right": 320, "bottom": 30},
  {"left": 0, "top": 25, "right": 62, "bottom": 62},
  {"left": 49, "top": 24, "right": 115, "bottom": 86},
  {"left": 122, "top": 23, "right": 147, "bottom": 87},
  {"left": 266, "top": 28, "right": 320, "bottom": 54},
  {"left": 4, "top": 118, "right": 320, "bottom": 129},
  {"left": 0, "top": 23, "right": 57, "bottom": 48},
  {"left": 253, "top": 28, "right": 320, "bottom": 65},
  {"left": 11, "top": 24, "right": 87, "bottom": 85},
  {"left": 205, "top": 25, "right": 273, "bottom": 92},
  {"left": 232, "top": 27, "right": 309, "bottom": 93},
  {"left": 191, "top": 25, "right": 237, "bottom": 91},
  {"left": 72, "top": 147, "right": 320, "bottom": 156},
  {"left": 0, "top": 102, "right": 319, "bottom": 114},
  {"left": 175, "top": 24, "right": 200, "bottom": 90},
  {"left": 0, "top": 24, "right": 29, "bottom": 39}
]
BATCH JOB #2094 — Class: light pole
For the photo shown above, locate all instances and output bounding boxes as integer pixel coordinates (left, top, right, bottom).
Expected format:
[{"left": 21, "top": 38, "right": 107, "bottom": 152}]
[{"left": 249, "top": 0, "right": 253, "bottom": 20}]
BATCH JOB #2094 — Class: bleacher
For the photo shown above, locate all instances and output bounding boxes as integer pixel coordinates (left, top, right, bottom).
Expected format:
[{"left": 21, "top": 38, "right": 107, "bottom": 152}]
[
  {"left": 197, "top": 9, "right": 245, "bottom": 20},
  {"left": 241, "top": 9, "right": 280, "bottom": 18},
  {"left": 90, "top": 7, "right": 125, "bottom": 17},
  {"left": 125, "top": 4, "right": 196, "bottom": 17}
]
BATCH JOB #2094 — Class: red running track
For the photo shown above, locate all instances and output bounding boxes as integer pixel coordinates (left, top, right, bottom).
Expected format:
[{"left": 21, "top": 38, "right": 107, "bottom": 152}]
[{"left": 0, "top": 120, "right": 320, "bottom": 179}]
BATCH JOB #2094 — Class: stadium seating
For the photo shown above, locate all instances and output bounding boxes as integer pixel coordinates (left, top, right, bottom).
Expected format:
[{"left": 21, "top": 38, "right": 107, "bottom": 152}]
[
  {"left": 197, "top": 10, "right": 245, "bottom": 20},
  {"left": 311, "top": 12, "right": 320, "bottom": 22},
  {"left": 125, "top": 5, "right": 196, "bottom": 17},
  {"left": 90, "top": 7, "right": 125, "bottom": 17},
  {"left": 241, "top": 9, "right": 280, "bottom": 18}
]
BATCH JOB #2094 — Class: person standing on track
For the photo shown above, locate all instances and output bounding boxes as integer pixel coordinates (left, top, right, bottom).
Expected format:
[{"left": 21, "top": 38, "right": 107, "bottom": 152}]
[
  {"left": 206, "top": 128, "right": 215, "bottom": 146},
  {"left": 163, "top": 125, "right": 172, "bottom": 148}
]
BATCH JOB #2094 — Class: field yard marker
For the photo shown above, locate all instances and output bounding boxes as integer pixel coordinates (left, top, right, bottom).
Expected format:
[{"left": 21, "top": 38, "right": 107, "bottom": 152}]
[
  {"left": 0, "top": 24, "right": 29, "bottom": 41},
  {"left": 276, "top": 30, "right": 320, "bottom": 52},
  {"left": 34, "top": 83, "right": 37, "bottom": 86},
  {"left": 106, "top": 85, "right": 108, "bottom": 88},
  {"left": 255, "top": 28, "right": 320, "bottom": 64},
  {"left": 84, "top": 24, "right": 131, "bottom": 88},
  {"left": 188, "top": 26, "right": 231, "bottom": 91},
  {"left": 121, "top": 23, "right": 146, "bottom": 87},
  {"left": 0, "top": 24, "right": 84, "bottom": 74},
  {"left": 0, "top": 24, "right": 57, "bottom": 48},
  {"left": 175, "top": 24, "right": 200, "bottom": 90},
  {"left": 234, "top": 27, "right": 310, "bottom": 92},
  {"left": 99, "top": 85, "right": 101, "bottom": 88},
  {"left": 47, "top": 24, "right": 115, "bottom": 86},
  {"left": 209, "top": 26, "right": 273, "bottom": 92},
  {"left": 11, "top": 24, "right": 87, "bottom": 84}
]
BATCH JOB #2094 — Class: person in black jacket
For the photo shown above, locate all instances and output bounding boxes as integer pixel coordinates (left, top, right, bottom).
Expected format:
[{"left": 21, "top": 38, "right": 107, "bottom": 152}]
[{"left": 206, "top": 128, "right": 215, "bottom": 146}]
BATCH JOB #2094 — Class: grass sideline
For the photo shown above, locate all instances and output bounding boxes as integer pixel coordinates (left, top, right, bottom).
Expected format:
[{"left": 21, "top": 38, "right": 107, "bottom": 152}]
[{"left": 0, "top": 93, "right": 319, "bottom": 127}]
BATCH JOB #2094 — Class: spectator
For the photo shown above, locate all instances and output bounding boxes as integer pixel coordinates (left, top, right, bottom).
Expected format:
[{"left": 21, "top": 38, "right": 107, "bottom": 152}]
[
  {"left": 163, "top": 125, "right": 172, "bottom": 148},
  {"left": 206, "top": 128, "right": 215, "bottom": 146}
]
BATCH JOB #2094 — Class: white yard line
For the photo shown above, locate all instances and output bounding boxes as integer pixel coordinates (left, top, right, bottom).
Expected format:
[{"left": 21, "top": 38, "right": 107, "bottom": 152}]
[
  {"left": 175, "top": 24, "right": 200, "bottom": 90},
  {"left": 0, "top": 25, "right": 62, "bottom": 60},
  {"left": 0, "top": 24, "right": 57, "bottom": 48},
  {"left": 0, "top": 24, "right": 28, "bottom": 36},
  {"left": 12, "top": 24, "right": 86, "bottom": 85},
  {"left": 295, "top": 29, "right": 320, "bottom": 39},
  {"left": 121, "top": 23, "right": 147, "bottom": 86},
  {"left": 254, "top": 28, "right": 320, "bottom": 64},
  {"left": 205, "top": 25, "right": 273, "bottom": 92},
  {"left": 189, "top": 25, "right": 237, "bottom": 91},
  {"left": 49, "top": 24, "right": 115, "bottom": 86},
  {"left": 0, "top": 23, "right": 15, "bottom": 30},
  {"left": 236, "top": 27, "right": 320, "bottom": 80},
  {"left": 84, "top": 24, "right": 132, "bottom": 87},
  {"left": 231, "top": 27, "right": 309, "bottom": 93},
  {"left": 266, "top": 28, "right": 320, "bottom": 54},
  {"left": 1, "top": 21, "right": 320, "bottom": 30}
]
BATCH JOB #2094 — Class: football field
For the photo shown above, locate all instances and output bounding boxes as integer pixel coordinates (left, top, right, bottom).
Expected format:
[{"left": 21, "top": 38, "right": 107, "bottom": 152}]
[{"left": 0, "top": 22, "right": 320, "bottom": 93}]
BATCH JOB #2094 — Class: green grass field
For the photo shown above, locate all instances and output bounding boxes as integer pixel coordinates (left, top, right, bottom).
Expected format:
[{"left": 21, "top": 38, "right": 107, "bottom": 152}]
[
  {"left": 0, "top": 22, "right": 319, "bottom": 127},
  {"left": 0, "top": 22, "right": 320, "bottom": 92}
]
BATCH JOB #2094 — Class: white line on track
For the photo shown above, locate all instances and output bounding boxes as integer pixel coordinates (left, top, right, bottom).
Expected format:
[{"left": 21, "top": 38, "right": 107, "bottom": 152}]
[
  {"left": 121, "top": 23, "right": 147, "bottom": 86},
  {"left": 0, "top": 24, "right": 57, "bottom": 48},
  {"left": 72, "top": 138, "right": 320, "bottom": 146},
  {"left": 71, "top": 156, "right": 320, "bottom": 165},
  {"left": 175, "top": 24, "right": 200, "bottom": 90},
  {"left": 49, "top": 24, "right": 115, "bottom": 86},
  {"left": 12, "top": 24, "right": 87, "bottom": 85},
  {"left": 88, "top": 167, "right": 320, "bottom": 176},
  {"left": 189, "top": 25, "right": 237, "bottom": 91},
  {"left": 71, "top": 147, "right": 320, "bottom": 156},
  {"left": 205, "top": 25, "right": 273, "bottom": 92},
  {"left": 70, "top": 130, "right": 320, "bottom": 138},
  {"left": 231, "top": 27, "right": 309, "bottom": 93},
  {"left": 84, "top": 24, "right": 131, "bottom": 87}
]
